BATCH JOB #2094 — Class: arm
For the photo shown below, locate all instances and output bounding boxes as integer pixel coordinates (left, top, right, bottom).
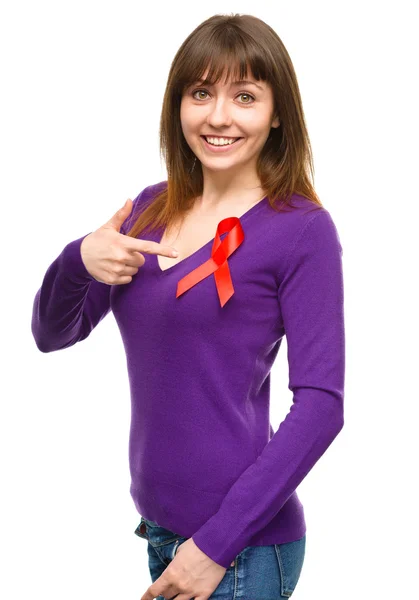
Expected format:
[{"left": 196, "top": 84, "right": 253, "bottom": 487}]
[
  {"left": 191, "top": 209, "right": 346, "bottom": 569},
  {"left": 31, "top": 190, "right": 145, "bottom": 353}
]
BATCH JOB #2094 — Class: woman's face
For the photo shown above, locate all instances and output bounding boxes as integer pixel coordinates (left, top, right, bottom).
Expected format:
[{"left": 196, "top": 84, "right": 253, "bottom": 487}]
[{"left": 180, "top": 68, "right": 280, "bottom": 175}]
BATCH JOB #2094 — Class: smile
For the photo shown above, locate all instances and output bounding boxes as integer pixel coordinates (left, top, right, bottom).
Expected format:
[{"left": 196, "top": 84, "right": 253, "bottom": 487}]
[{"left": 200, "top": 135, "right": 244, "bottom": 153}]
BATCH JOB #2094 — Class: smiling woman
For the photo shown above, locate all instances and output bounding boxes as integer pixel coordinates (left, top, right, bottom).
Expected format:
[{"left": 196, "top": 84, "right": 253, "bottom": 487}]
[
  {"left": 31, "top": 11, "right": 345, "bottom": 600},
  {"left": 122, "top": 12, "right": 323, "bottom": 242}
]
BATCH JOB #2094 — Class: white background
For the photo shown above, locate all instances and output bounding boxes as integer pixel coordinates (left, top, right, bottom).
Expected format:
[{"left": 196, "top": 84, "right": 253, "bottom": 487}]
[{"left": 1, "top": 1, "right": 418, "bottom": 598}]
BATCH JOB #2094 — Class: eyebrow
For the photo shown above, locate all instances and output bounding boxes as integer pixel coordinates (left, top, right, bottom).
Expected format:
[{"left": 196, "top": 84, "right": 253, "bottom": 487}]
[{"left": 195, "top": 79, "right": 264, "bottom": 91}]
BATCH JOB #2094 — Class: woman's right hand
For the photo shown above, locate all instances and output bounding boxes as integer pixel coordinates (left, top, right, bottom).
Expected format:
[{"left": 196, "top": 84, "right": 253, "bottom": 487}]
[{"left": 80, "top": 198, "right": 179, "bottom": 285}]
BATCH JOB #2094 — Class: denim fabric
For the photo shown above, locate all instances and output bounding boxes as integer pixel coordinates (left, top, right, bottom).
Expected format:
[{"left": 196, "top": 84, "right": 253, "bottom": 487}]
[{"left": 134, "top": 517, "right": 306, "bottom": 599}]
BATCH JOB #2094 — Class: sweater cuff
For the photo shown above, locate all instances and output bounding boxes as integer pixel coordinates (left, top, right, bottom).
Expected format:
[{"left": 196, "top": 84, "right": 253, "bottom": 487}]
[{"left": 192, "top": 520, "right": 243, "bottom": 569}]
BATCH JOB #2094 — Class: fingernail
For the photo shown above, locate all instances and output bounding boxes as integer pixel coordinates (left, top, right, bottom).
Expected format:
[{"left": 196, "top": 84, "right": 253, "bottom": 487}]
[{"left": 172, "top": 250, "right": 179, "bottom": 257}]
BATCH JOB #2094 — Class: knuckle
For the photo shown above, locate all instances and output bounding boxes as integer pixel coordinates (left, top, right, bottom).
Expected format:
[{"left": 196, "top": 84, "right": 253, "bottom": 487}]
[
  {"left": 109, "top": 240, "right": 120, "bottom": 252},
  {"left": 134, "top": 254, "right": 145, "bottom": 267},
  {"left": 114, "top": 249, "right": 127, "bottom": 262},
  {"left": 112, "top": 264, "right": 125, "bottom": 275}
]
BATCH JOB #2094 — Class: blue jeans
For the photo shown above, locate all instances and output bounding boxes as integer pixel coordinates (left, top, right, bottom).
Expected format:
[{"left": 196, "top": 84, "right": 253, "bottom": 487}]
[{"left": 134, "top": 517, "right": 306, "bottom": 599}]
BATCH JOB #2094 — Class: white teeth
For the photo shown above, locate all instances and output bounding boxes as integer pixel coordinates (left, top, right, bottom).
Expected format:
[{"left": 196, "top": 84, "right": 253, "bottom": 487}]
[{"left": 205, "top": 136, "right": 239, "bottom": 146}]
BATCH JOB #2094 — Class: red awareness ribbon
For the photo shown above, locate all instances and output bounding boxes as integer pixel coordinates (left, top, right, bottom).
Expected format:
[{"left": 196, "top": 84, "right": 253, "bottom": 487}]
[{"left": 176, "top": 216, "right": 244, "bottom": 307}]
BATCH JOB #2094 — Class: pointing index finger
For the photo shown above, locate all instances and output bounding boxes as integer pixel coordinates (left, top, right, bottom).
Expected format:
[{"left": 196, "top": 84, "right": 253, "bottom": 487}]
[{"left": 128, "top": 237, "right": 179, "bottom": 258}]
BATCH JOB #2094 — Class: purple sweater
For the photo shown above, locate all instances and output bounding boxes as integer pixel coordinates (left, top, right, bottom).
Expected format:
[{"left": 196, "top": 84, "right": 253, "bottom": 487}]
[{"left": 31, "top": 180, "right": 345, "bottom": 569}]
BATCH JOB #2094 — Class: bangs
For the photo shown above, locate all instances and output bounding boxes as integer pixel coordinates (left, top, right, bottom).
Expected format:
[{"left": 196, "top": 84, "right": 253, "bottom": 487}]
[{"left": 178, "top": 30, "right": 271, "bottom": 93}]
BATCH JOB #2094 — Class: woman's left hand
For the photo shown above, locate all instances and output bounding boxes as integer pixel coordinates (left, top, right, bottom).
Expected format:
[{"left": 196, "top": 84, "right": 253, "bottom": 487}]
[{"left": 140, "top": 536, "right": 227, "bottom": 600}]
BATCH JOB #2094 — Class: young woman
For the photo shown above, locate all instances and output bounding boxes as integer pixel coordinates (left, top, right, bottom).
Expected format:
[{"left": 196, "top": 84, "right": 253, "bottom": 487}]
[{"left": 32, "top": 13, "right": 345, "bottom": 600}]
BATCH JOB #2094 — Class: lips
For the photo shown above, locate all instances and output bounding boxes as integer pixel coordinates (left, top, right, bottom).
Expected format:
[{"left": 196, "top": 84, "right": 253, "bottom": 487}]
[
  {"left": 201, "top": 135, "right": 242, "bottom": 144},
  {"left": 200, "top": 135, "right": 245, "bottom": 153}
]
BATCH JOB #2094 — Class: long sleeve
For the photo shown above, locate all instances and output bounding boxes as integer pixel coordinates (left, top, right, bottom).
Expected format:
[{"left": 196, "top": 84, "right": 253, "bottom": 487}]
[
  {"left": 191, "top": 209, "right": 345, "bottom": 569},
  {"left": 31, "top": 191, "right": 144, "bottom": 353}
]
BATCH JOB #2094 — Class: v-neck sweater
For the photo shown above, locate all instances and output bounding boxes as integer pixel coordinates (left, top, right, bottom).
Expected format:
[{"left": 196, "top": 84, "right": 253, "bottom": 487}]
[{"left": 31, "top": 179, "right": 345, "bottom": 569}]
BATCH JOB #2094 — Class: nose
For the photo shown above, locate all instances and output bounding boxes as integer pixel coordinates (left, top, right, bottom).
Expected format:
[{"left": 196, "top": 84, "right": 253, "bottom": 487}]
[{"left": 205, "top": 97, "right": 233, "bottom": 129}]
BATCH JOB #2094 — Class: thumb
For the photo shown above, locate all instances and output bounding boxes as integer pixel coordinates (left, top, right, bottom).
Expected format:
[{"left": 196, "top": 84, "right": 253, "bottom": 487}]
[{"left": 106, "top": 198, "right": 133, "bottom": 231}]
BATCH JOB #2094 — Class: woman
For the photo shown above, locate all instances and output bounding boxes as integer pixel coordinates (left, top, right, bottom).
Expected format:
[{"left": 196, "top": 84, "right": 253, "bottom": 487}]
[{"left": 32, "top": 13, "right": 345, "bottom": 600}]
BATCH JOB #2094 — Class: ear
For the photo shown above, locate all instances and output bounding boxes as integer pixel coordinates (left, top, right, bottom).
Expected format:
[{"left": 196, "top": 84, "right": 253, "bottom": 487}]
[{"left": 271, "top": 114, "right": 280, "bottom": 129}]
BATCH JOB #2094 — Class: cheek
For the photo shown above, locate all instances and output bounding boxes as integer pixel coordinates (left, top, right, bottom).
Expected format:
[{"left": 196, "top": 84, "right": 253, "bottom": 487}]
[
  {"left": 180, "top": 121, "right": 194, "bottom": 143},
  {"left": 180, "top": 107, "right": 200, "bottom": 136},
  {"left": 180, "top": 101, "right": 192, "bottom": 125},
  {"left": 241, "top": 114, "right": 272, "bottom": 136}
]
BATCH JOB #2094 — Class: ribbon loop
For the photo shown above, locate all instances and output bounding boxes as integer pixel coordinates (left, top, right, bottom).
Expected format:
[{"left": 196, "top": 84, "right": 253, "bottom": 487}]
[{"left": 176, "top": 217, "right": 244, "bottom": 307}]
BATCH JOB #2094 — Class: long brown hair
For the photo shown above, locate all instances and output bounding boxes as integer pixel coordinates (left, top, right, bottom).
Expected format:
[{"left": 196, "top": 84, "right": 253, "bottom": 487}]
[{"left": 126, "top": 13, "right": 323, "bottom": 240}]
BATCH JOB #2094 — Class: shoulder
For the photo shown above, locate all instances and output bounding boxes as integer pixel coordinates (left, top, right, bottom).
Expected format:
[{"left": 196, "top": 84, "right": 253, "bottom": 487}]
[
  {"left": 129, "top": 179, "right": 168, "bottom": 214},
  {"left": 132, "top": 179, "right": 168, "bottom": 205},
  {"left": 274, "top": 194, "right": 342, "bottom": 255},
  {"left": 269, "top": 196, "right": 343, "bottom": 289},
  {"left": 121, "top": 180, "right": 168, "bottom": 234},
  {"left": 145, "top": 179, "right": 168, "bottom": 197},
  {"left": 275, "top": 201, "right": 344, "bottom": 298}
]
